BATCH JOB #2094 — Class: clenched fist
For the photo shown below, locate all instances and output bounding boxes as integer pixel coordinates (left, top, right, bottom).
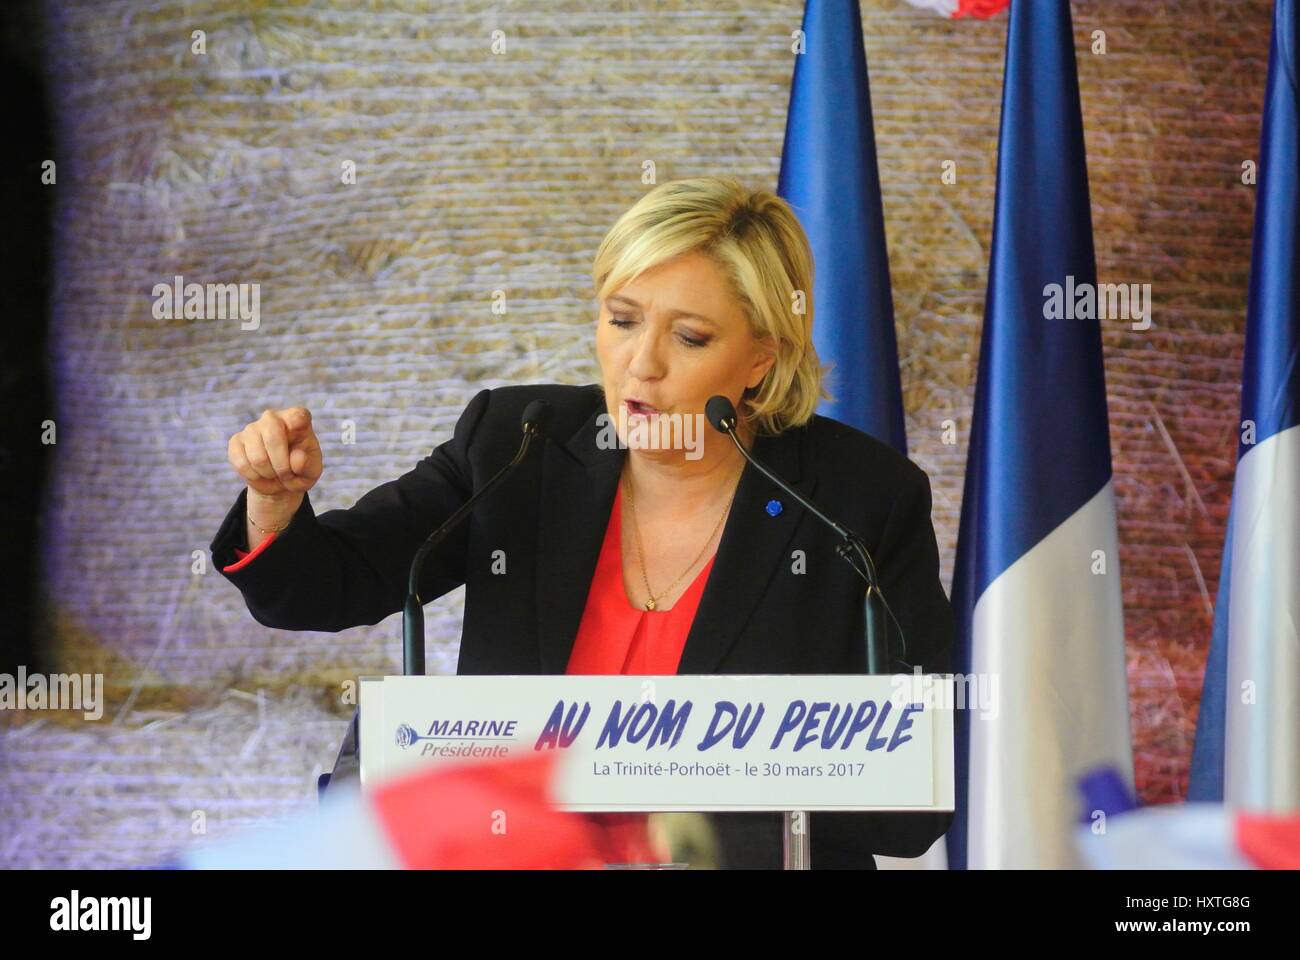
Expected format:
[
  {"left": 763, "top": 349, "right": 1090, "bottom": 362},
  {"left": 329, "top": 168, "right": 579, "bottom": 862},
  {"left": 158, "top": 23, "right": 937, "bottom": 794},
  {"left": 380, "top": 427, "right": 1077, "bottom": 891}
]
[{"left": 228, "top": 407, "right": 324, "bottom": 497}]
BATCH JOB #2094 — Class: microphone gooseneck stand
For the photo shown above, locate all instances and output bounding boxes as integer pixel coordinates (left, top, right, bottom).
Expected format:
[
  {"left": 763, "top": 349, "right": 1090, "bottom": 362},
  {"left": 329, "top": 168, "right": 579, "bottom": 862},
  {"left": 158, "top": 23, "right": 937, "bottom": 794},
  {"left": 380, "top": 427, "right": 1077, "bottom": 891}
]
[
  {"left": 323, "top": 400, "right": 552, "bottom": 801},
  {"left": 705, "top": 395, "right": 903, "bottom": 870},
  {"left": 402, "top": 400, "right": 552, "bottom": 676}
]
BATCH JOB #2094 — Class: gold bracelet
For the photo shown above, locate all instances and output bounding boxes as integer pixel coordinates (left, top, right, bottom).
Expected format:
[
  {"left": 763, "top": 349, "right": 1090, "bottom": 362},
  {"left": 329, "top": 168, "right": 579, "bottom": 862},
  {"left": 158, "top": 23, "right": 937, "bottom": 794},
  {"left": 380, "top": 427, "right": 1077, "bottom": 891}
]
[
  {"left": 247, "top": 504, "right": 292, "bottom": 535},
  {"left": 248, "top": 512, "right": 289, "bottom": 535}
]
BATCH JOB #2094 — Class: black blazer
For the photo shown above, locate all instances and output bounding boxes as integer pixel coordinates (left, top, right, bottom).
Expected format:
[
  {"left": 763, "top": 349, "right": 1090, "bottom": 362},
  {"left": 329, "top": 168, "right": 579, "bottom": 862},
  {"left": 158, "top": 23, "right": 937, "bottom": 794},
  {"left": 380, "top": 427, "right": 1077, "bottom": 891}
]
[{"left": 211, "top": 382, "right": 954, "bottom": 868}]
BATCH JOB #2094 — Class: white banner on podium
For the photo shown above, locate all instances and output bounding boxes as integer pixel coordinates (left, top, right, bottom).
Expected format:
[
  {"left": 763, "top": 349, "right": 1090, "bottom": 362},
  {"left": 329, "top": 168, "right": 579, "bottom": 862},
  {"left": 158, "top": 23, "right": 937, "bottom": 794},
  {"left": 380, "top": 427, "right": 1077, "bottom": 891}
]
[{"left": 359, "top": 674, "right": 954, "bottom": 813}]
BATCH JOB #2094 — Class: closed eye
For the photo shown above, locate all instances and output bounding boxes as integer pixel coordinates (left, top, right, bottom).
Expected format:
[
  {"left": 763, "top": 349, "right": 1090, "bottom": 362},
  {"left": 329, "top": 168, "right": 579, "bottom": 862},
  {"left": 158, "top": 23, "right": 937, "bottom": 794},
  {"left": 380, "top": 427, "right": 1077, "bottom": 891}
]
[{"left": 608, "top": 315, "right": 709, "bottom": 349}]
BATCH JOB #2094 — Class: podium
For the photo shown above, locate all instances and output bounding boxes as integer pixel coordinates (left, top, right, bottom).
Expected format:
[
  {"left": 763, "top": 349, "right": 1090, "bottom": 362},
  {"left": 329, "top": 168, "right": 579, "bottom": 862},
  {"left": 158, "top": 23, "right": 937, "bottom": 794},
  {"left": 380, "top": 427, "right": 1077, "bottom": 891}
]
[{"left": 320, "top": 673, "right": 954, "bottom": 869}]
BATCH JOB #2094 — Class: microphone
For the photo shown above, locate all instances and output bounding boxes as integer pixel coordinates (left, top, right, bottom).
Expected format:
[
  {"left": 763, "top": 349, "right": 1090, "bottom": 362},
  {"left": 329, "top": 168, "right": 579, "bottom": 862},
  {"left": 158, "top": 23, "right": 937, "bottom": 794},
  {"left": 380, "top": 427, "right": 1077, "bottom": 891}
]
[
  {"left": 704, "top": 395, "right": 901, "bottom": 674},
  {"left": 402, "top": 399, "right": 552, "bottom": 675}
]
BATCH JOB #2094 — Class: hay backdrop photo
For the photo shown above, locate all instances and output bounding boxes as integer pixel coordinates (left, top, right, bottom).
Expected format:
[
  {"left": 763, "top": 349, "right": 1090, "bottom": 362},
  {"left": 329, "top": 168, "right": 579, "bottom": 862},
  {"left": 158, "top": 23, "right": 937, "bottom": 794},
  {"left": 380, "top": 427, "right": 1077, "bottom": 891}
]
[{"left": 0, "top": 0, "right": 1271, "bottom": 868}]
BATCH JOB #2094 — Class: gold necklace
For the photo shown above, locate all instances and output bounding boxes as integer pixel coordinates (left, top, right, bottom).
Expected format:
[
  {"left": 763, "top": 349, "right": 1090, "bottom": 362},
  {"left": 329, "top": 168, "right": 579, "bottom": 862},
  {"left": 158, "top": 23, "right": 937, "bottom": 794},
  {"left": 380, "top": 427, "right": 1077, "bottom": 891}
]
[{"left": 624, "top": 473, "right": 736, "bottom": 611}]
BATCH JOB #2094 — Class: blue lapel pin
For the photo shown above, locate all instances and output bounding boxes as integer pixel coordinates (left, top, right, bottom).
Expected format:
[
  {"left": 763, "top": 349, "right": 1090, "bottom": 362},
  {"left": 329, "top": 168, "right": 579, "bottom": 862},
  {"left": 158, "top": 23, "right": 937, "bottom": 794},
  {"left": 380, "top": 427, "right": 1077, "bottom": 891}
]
[{"left": 765, "top": 498, "right": 783, "bottom": 517}]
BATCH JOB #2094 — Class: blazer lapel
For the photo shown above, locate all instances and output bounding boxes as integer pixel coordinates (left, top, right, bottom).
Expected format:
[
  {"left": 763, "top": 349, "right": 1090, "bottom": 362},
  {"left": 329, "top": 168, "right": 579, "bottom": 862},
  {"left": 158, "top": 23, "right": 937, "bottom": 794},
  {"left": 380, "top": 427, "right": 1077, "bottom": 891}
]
[
  {"left": 677, "top": 426, "right": 817, "bottom": 673},
  {"left": 535, "top": 398, "right": 625, "bottom": 673},
  {"left": 534, "top": 396, "right": 817, "bottom": 676}
]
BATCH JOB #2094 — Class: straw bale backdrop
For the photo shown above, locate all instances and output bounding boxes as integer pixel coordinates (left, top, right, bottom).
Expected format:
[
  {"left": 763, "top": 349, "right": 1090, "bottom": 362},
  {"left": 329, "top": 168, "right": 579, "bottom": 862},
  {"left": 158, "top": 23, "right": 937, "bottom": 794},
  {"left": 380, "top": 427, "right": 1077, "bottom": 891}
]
[{"left": 1, "top": 0, "right": 1270, "bottom": 867}]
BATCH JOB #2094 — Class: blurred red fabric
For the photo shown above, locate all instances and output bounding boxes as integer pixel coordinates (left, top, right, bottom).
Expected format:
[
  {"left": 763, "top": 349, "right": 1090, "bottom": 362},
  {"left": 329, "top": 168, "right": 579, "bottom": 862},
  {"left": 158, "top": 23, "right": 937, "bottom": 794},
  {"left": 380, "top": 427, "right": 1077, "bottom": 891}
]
[
  {"left": 369, "top": 752, "right": 606, "bottom": 869},
  {"left": 1236, "top": 812, "right": 1300, "bottom": 869}
]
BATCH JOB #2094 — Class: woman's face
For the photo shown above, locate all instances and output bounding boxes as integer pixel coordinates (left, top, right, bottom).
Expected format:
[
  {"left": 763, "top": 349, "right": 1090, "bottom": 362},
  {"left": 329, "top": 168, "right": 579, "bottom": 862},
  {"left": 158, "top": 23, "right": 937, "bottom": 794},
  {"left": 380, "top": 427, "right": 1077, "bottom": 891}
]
[{"left": 595, "top": 250, "right": 776, "bottom": 460}]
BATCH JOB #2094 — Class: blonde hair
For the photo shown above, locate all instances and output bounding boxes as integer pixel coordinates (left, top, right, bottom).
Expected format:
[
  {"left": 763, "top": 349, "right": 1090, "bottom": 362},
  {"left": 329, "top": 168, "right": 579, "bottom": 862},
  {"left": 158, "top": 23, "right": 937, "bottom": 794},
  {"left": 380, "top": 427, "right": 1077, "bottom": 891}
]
[{"left": 591, "top": 176, "right": 831, "bottom": 436}]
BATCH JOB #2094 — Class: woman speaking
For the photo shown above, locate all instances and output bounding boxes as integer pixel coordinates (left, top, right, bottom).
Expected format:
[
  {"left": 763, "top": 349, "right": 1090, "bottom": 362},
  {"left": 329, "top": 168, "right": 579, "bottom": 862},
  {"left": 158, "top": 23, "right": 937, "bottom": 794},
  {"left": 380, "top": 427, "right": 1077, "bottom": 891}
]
[{"left": 212, "top": 176, "right": 954, "bottom": 869}]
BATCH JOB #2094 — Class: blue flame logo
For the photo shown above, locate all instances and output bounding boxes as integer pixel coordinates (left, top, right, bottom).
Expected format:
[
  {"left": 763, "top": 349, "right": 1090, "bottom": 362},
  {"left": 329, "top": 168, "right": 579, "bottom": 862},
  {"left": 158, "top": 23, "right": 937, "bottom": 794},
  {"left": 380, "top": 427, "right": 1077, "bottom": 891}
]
[{"left": 395, "top": 723, "right": 421, "bottom": 749}]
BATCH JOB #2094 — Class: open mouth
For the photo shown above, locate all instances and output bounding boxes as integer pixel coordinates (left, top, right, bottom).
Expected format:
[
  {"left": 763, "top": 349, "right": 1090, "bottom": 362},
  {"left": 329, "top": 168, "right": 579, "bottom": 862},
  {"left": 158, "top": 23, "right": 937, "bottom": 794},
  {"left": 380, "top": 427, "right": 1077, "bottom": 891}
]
[{"left": 625, "top": 399, "right": 660, "bottom": 417}]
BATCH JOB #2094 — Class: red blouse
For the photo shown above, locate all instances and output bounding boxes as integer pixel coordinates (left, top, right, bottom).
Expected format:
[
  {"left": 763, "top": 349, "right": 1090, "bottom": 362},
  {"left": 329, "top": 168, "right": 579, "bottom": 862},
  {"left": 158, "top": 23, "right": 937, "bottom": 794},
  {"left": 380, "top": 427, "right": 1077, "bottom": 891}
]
[
  {"left": 563, "top": 482, "right": 715, "bottom": 865},
  {"left": 565, "top": 484, "right": 715, "bottom": 675}
]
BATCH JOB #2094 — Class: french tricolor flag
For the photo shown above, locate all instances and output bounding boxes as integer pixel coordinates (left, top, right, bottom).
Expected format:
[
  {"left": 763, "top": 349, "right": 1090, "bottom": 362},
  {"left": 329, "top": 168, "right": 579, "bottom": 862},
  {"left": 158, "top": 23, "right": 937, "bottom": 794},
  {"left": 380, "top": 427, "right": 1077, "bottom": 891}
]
[
  {"left": 1189, "top": 0, "right": 1300, "bottom": 812},
  {"left": 946, "top": 0, "right": 1135, "bottom": 869}
]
